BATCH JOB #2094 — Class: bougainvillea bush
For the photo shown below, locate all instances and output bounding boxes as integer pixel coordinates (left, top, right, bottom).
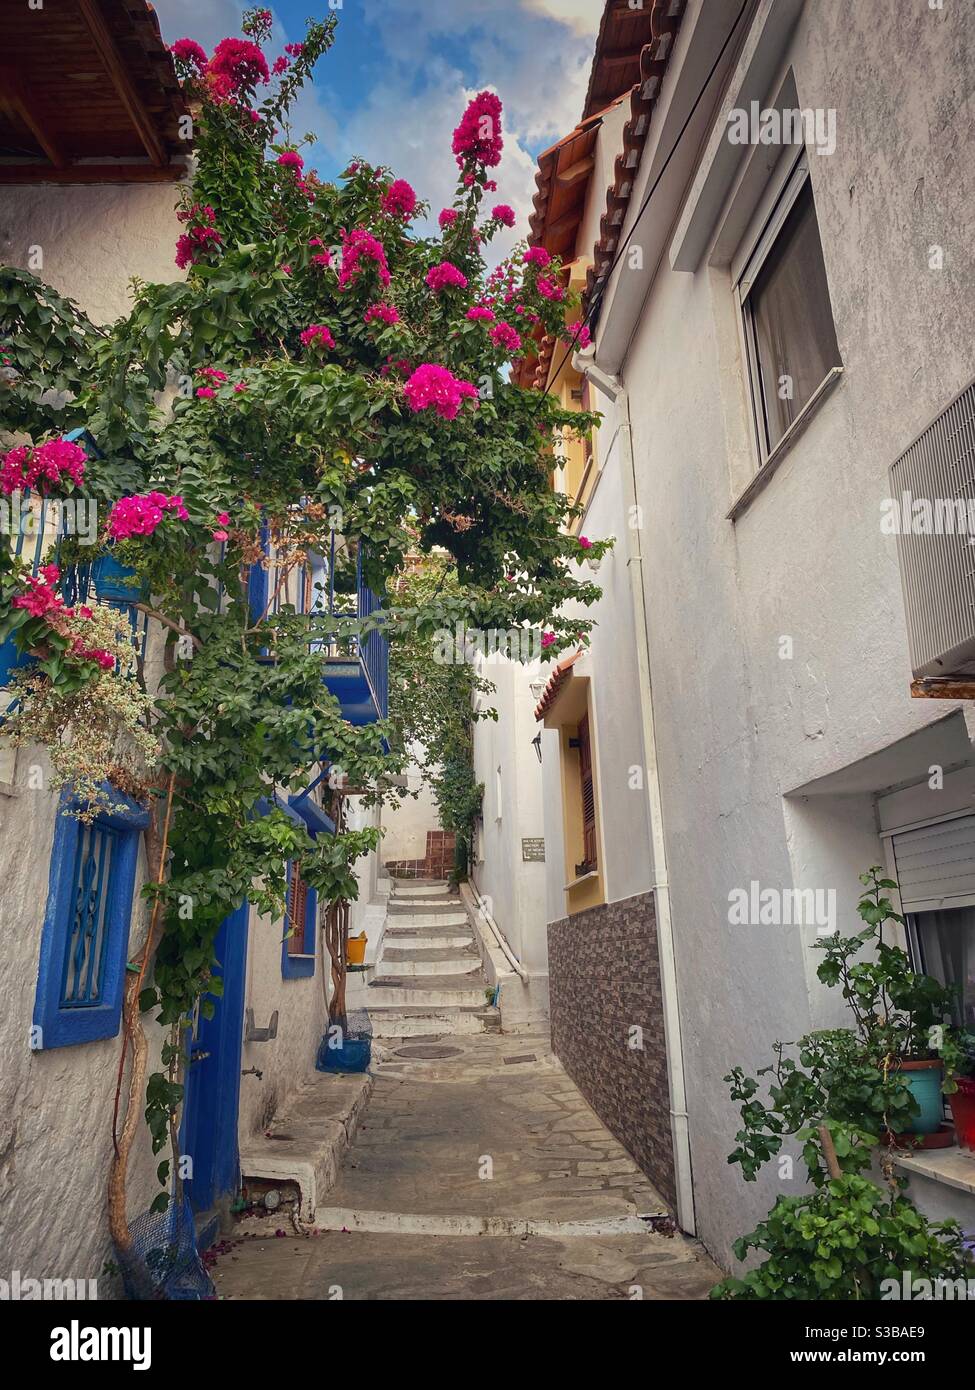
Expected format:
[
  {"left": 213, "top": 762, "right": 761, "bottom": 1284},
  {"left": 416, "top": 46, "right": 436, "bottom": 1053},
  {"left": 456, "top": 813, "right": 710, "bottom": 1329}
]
[{"left": 0, "top": 6, "right": 606, "bottom": 1225}]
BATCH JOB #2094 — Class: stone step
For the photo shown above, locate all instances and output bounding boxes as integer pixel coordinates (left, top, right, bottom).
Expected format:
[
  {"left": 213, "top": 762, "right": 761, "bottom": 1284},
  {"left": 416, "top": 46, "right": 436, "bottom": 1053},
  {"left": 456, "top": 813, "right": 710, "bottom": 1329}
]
[
  {"left": 386, "top": 912, "right": 469, "bottom": 929},
  {"left": 367, "top": 975, "right": 490, "bottom": 1008},
  {"left": 377, "top": 947, "right": 481, "bottom": 977},
  {"left": 385, "top": 931, "right": 474, "bottom": 948},
  {"left": 390, "top": 881, "right": 451, "bottom": 896},
  {"left": 365, "top": 1005, "right": 501, "bottom": 1037},
  {"left": 387, "top": 898, "right": 461, "bottom": 914}
]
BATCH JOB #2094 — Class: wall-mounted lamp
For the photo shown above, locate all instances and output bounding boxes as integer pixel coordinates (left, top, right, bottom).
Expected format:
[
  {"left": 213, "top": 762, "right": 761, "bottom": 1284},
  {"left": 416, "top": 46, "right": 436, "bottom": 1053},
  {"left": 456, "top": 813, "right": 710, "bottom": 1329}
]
[{"left": 531, "top": 732, "right": 543, "bottom": 763}]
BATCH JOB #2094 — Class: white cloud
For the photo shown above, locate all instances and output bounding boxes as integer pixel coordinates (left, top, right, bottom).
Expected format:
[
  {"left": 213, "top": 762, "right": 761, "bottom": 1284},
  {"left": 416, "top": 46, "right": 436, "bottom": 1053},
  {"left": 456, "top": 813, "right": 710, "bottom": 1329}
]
[
  {"left": 520, "top": 0, "right": 605, "bottom": 38},
  {"left": 149, "top": 0, "right": 601, "bottom": 256}
]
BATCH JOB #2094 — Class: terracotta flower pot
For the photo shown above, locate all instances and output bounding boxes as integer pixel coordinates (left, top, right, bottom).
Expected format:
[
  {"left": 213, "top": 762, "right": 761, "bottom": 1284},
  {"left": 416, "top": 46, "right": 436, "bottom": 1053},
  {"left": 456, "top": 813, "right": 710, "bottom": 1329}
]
[{"left": 949, "top": 1075, "right": 975, "bottom": 1152}]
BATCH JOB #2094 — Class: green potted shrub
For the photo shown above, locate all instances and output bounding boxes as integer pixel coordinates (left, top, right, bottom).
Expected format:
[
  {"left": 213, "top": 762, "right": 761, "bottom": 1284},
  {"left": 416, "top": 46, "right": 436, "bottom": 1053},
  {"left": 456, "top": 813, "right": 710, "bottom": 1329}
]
[
  {"left": 814, "top": 869, "right": 957, "bottom": 1136},
  {"left": 713, "top": 867, "right": 969, "bottom": 1299}
]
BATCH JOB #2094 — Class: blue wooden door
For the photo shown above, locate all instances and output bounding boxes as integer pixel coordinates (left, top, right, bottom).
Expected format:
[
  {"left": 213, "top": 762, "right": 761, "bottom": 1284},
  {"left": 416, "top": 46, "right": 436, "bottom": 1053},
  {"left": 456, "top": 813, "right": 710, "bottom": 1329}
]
[{"left": 181, "top": 901, "right": 249, "bottom": 1214}]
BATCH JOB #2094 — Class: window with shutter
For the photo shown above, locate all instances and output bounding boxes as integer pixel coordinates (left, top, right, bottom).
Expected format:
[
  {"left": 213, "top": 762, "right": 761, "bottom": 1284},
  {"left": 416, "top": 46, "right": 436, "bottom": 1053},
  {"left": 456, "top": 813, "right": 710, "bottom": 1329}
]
[
  {"left": 578, "top": 712, "right": 597, "bottom": 869},
  {"left": 286, "top": 862, "right": 309, "bottom": 956}
]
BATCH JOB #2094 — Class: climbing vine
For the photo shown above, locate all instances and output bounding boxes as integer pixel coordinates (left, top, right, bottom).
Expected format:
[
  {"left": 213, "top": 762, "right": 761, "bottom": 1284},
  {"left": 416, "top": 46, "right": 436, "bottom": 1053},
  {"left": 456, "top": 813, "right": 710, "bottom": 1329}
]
[{"left": 0, "top": 5, "right": 605, "bottom": 1232}]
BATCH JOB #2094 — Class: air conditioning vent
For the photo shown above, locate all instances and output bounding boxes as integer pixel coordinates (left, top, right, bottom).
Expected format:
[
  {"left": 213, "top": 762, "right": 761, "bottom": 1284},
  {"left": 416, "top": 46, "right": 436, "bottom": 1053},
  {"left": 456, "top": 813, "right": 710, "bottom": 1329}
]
[{"left": 890, "top": 377, "right": 975, "bottom": 678}]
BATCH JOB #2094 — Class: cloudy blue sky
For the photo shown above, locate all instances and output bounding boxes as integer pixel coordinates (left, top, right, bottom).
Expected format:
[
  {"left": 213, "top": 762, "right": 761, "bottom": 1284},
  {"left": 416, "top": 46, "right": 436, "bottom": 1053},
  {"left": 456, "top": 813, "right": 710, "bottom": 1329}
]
[{"left": 151, "top": 0, "right": 604, "bottom": 254}]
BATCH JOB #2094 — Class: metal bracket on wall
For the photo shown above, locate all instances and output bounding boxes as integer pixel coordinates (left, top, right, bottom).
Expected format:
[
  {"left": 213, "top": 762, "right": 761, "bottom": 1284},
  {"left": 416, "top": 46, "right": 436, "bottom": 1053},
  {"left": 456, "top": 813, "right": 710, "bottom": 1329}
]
[{"left": 244, "top": 1008, "right": 278, "bottom": 1043}]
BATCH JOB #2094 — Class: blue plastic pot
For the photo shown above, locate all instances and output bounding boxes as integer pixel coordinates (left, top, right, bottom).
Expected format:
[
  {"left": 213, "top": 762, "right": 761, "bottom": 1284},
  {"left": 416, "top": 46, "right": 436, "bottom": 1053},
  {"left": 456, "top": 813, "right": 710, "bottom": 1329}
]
[
  {"left": 900, "top": 1059, "right": 944, "bottom": 1134},
  {"left": 91, "top": 552, "right": 145, "bottom": 604},
  {"left": 315, "top": 1034, "right": 371, "bottom": 1073}
]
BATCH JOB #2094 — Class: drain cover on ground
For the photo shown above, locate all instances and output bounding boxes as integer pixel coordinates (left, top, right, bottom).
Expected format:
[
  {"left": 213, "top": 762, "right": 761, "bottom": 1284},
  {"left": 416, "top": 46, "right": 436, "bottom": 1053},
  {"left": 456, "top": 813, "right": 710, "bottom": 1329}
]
[
  {"left": 394, "top": 1044, "right": 464, "bottom": 1059},
  {"left": 503, "top": 1054, "right": 537, "bottom": 1065}
]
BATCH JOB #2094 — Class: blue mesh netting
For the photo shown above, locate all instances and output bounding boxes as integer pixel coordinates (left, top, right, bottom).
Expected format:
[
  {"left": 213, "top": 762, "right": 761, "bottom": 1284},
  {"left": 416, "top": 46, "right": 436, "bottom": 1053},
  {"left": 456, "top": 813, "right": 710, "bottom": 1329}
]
[
  {"left": 316, "top": 1009, "right": 372, "bottom": 1073},
  {"left": 116, "top": 1193, "right": 214, "bottom": 1300}
]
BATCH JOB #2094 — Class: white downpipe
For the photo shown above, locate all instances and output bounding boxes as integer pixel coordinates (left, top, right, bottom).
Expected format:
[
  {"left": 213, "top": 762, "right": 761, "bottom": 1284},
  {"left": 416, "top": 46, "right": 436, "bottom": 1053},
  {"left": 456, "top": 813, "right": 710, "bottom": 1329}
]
[{"left": 586, "top": 370, "right": 696, "bottom": 1236}]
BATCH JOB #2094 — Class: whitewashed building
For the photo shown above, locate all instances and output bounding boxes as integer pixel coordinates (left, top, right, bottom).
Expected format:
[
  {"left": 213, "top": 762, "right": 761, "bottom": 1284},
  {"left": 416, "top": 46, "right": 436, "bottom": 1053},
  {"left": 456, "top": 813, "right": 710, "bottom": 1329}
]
[
  {"left": 0, "top": 1, "right": 387, "bottom": 1287},
  {"left": 483, "top": 0, "right": 975, "bottom": 1268}
]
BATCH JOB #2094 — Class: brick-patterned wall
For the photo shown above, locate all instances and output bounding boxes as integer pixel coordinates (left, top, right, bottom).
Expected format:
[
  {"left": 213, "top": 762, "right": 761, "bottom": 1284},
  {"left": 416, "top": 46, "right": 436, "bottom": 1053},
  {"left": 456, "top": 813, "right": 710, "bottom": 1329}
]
[
  {"left": 386, "top": 830, "right": 456, "bottom": 879},
  {"left": 547, "top": 891, "right": 676, "bottom": 1209}
]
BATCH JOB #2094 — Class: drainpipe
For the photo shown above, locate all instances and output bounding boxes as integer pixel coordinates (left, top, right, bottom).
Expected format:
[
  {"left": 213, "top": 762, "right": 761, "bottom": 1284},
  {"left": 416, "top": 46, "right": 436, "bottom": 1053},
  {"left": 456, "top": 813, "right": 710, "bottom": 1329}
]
[{"left": 576, "top": 354, "right": 696, "bottom": 1236}]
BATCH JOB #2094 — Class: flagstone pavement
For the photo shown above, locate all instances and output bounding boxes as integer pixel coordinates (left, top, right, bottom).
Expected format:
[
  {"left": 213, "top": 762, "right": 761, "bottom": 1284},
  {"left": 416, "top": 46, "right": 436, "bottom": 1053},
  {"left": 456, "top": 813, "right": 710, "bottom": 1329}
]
[{"left": 210, "top": 1031, "right": 723, "bottom": 1301}]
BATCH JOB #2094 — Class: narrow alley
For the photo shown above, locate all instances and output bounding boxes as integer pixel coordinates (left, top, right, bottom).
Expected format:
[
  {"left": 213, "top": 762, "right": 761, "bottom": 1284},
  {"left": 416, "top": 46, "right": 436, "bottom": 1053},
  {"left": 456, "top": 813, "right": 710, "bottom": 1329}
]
[
  {"left": 213, "top": 1025, "right": 720, "bottom": 1301},
  {"left": 210, "top": 877, "right": 719, "bottom": 1300}
]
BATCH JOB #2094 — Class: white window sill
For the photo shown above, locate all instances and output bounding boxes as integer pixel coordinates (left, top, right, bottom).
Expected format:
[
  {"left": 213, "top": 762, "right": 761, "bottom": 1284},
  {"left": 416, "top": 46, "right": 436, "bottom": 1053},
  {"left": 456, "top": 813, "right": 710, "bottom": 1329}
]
[
  {"left": 727, "top": 366, "right": 845, "bottom": 522},
  {"left": 564, "top": 870, "right": 600, "bottom": 892},
  {"left": 892, "top": 1145, "right": 975, "bottom": 1198}
]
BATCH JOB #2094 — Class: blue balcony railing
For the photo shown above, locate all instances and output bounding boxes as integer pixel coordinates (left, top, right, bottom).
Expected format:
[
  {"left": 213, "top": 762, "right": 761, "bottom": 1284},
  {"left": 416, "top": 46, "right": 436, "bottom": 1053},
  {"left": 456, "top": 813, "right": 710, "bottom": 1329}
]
[{"left": 249, "top": 525, "right": 388, "bottom": 726}]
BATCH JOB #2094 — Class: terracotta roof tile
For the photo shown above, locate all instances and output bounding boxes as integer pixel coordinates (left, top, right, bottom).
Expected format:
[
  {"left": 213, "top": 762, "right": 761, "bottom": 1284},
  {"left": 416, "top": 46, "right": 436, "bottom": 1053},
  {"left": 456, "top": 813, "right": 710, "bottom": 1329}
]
[{"left": 534, "top": 648, "right": 585, "bottom": 722}]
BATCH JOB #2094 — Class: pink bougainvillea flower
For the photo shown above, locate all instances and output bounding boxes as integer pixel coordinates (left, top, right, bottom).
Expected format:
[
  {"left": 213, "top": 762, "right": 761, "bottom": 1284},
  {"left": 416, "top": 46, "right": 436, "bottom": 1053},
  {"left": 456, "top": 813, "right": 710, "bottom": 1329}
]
[
  {"left": 523, "top": 245, "right": 550, "bottom": 267},
  {"left": 212, "top": 529, "right": 230, "bottom": 543},
  {"left": 107, "top": 493, "right": 187, "bottom": 540},
  {"left": 425, "top": 261, "right": 468, "bottom": 293},
  {"left": 364, "top": 302, "right": 400, "bottom": 325},
  {"left": 216, "top": 511, "right": 230, "bottom": 526},
  {"left": 438, "top": 208, "right": 458, "bottom": 230},
  {"left": 195, "top": 366, "right": 228, "bottom": 383},
  {"left": 276, "top": 149, "right": 303, "bottom": 172},
  {"left": 338, "top": 228, "right": 390, "bottom": 289},
  {"left": 403, "top": 364, "right": 479, "bottom": 421},
  {"left": 489, "top": 321, "right": 522, "bottom": 353},
  {"left": 381, "top": 179, "right": 417, "bottom": 219},
  {"left": 280, "top": 264, "right": 292, "bottom": 275},
  {"left": 565, "top": 321, "right": 592, "bottom": 349},
  {"left": 170, "top": 38, "right": 208, "bottom": 70},
  {"left": 205, "top": 37, "right": 270, "bottom": 101},
  {"left": 491, "top": 203, "right": 516, "bottom": 227},
  {"left": 466, "top": 305, "right": 495, "bottom": 322},
  {"left": 272, "top": 55, "right": 290, "bottom": 75},
  {"left": 536, "top": 275, "right": 565, "bottom": 302},
  {"left": 196, "top": 386, "right": 216, "bottom": 399},
  {"left": 1, "top": 438, "right": 86, "bottom": 496},
  {"left": 541, "top": 631, "right": 556, "bottom": 649},
  {"left": 299, "top": 323, "right": 336, "bottom": 351},
  {"left": 452, "top": 91, "right": 503, "bottom": 169},
  {"left": 233, "top": 381, "right": 248, "bottom": 393},
  {"left": 578, "top": 535, "right": 593, "bottom": 550}
]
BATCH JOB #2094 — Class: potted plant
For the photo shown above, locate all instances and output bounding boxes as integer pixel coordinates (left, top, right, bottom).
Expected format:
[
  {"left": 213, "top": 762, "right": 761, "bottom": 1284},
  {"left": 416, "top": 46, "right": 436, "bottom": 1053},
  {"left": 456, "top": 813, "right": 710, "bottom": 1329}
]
[
  {"left": 945, "top": 1031, "right": 975, "bottom": 1151},
  {"left": 814, "top": 869, "right": 957, "bottom": 1137}
]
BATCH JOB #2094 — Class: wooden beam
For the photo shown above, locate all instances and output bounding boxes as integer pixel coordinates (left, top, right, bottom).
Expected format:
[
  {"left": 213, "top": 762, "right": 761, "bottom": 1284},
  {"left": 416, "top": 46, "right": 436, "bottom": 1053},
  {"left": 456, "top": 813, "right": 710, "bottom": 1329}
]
[
  {"left": 556, "top": 155, "right": 595, "bottom": 187},
  {"left": 0, "top": 162, "right": 185, "bottom": 184},
  {"left": 0, "top": 69, "right": 67, "bottom": 168},
  {"left": 910, "top": 678, "right": 975, "bottom": 701},
  {"left": 76, "top": 0, "right": 166, "bottom": 166}
]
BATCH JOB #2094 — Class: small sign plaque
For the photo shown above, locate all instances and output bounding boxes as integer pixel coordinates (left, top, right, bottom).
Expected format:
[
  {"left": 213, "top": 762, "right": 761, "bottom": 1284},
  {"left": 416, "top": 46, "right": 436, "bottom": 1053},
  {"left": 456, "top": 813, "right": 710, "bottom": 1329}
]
[{"left": 521, "top": 838, "right": 545, "bottom": 862}]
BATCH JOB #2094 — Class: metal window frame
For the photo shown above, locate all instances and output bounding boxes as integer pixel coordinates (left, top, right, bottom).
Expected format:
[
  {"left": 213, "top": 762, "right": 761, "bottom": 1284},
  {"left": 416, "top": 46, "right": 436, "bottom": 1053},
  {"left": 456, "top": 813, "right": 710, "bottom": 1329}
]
[{"left": 734, "top": 151, "right": 812, "bottom": 465}]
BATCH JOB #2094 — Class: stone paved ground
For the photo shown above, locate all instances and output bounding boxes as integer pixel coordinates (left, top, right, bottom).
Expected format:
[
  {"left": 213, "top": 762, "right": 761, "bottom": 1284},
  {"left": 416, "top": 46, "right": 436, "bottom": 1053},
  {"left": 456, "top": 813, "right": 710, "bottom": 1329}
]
[{"left": 212, "top": 1032, "right": 722, "bottom": 1300}]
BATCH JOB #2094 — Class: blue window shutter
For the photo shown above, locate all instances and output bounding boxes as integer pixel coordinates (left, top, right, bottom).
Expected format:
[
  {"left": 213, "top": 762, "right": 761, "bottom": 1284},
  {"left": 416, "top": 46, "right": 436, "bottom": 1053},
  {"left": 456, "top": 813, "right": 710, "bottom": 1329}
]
[{"left": 33, "top": 785, "right": 150, "bottom": 1049}]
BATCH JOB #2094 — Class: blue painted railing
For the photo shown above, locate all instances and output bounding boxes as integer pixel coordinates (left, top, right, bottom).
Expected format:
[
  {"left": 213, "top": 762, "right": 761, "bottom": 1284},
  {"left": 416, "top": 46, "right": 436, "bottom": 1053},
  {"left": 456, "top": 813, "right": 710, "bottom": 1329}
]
[
  {"left": 357, "top": 558, "right": 389, "bottom": 721},
  {"left": 254, "top": 527, "right": 388, "bottom": 724}
]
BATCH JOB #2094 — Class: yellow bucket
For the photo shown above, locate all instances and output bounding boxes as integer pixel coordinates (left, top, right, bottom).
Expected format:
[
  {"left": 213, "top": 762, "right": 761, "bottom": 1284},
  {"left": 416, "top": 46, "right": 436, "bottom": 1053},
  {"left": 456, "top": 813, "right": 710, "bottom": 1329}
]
[{"left": 346, "top": 933, "right": 367, "bottom": 967}]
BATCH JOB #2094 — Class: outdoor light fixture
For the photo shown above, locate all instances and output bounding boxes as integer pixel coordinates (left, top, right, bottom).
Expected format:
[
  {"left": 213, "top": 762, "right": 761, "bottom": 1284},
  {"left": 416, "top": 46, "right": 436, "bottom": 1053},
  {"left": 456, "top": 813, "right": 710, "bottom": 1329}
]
[{"left": 531, "top": 732, "right": 543, "bottom": 763}]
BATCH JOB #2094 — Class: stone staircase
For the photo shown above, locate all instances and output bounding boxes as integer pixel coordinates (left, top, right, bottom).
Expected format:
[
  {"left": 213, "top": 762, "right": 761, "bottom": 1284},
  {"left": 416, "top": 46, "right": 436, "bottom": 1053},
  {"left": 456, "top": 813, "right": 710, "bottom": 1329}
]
[{"left": 364, "top": 879, "right": 500, "bottom": 1037}]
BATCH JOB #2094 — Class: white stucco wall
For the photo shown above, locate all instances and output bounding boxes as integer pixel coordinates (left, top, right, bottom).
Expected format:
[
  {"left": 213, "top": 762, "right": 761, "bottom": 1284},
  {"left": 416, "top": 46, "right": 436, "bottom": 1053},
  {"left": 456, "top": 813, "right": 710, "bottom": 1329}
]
[
  {"left": 0, "top": 182, "right": 185, "bottom": 326},
  {"left": 471, "top": 653, "right": 549, "bottom": 1022},
  {"left": 379, "top": 745, "right": 442, "bottom": 864},
  {"left": 603, "top": 0, "right": 975, "bottom": 1263},
  {"left": 0, "top": 748, "right": 168, "bottom": 1288},
  {"left": 237, "top": 902, "right": 327, "bottom": 1140}
]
